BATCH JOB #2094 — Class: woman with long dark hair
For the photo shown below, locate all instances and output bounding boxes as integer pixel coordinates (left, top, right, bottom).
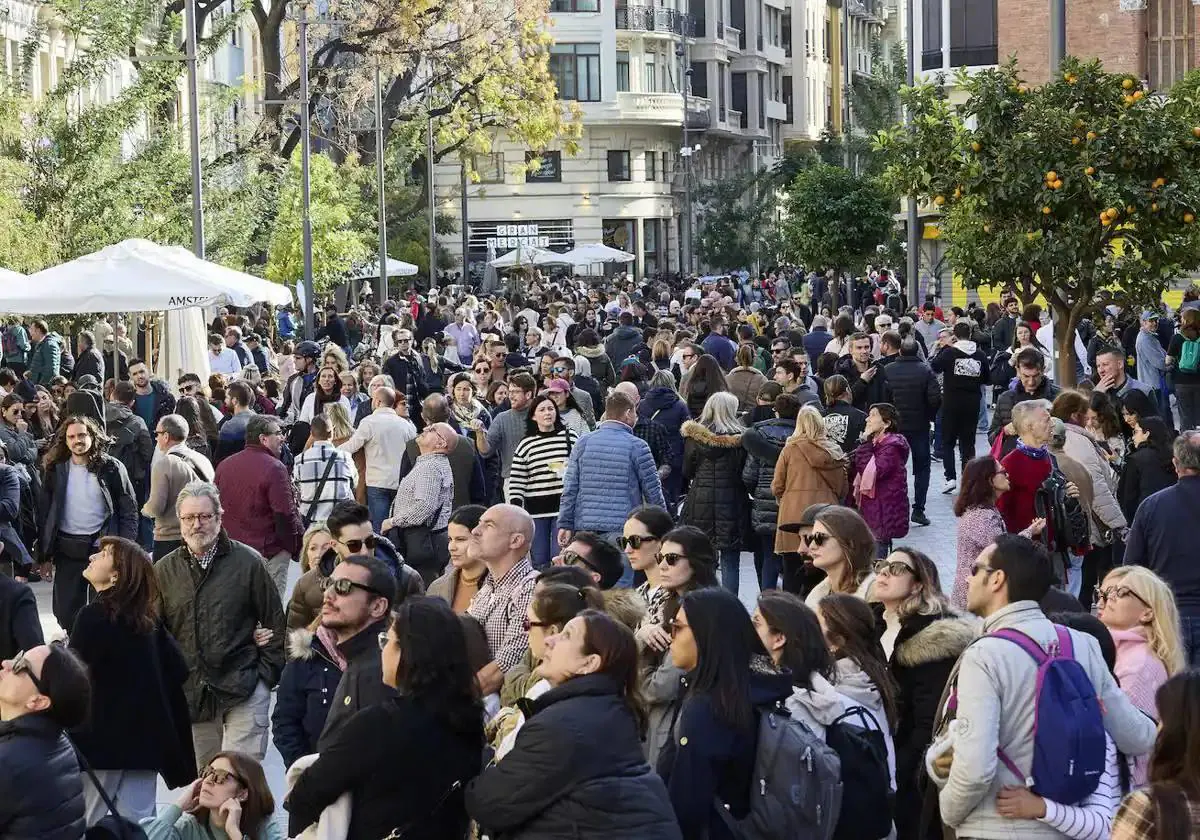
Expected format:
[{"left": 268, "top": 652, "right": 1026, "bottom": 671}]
[
  {"left": 658, "top": 586, "right": 792, "bottom": 840},
  {"left": 298, "top": 365, "right": 350, "bottom": 424},
  {"left": 1117, "top": 415, "right": 1177, "bottom": 521},
  {"left": 1109, "top": 670, "right": 1200, "bottom": 840},
  {"left": 286, "top": 597, "right": 485, "bottom": 840},
  {"left": 803, "top": 505, "right": 878, "bottom": 608},
  {"left": 141, "top": 750, "right": 281, "bottom": 839},
  {"left": 507, "top": 393, "right": 577, "bottom": 569},
  {"left": 468, "top": 610, "right": 680, "bottom": 839},
  {"left": 681, "top": 353, "right": 728, "bottom": 419},
  {"left": 70, "top": 536, "right": 195, "bottom": 824}
]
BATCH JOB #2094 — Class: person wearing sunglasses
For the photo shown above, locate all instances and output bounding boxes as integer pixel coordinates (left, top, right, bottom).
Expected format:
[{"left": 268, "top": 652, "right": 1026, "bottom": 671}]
[
  {"left": 0, "top": 644, "right": 92, "bottom": 840},
  {"left": 468, "top": 609, "right": 680, "bottom": 840},
  {"left": 868, "top": 548, "right": 975, "bottom": 840},
  {"left": 801, "top": 505, "right": 878, "bottom": 610},
  {"left": 144, "top": 750, "right": 280, "bottom": 840},
  {"left": 622, "top": 505, "right": 674, "bottom": 628},
  {"left": 555, "top": 532, "right": 625, "bottom": 591}
]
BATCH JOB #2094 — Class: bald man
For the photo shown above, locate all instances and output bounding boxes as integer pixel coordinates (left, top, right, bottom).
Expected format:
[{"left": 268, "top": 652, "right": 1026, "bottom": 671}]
[
  {"left": 467, "top": 503, "right": 538, "bottom": 694},
  {"left": 400, "top": 393, "right": 487, "bottom": 509}
]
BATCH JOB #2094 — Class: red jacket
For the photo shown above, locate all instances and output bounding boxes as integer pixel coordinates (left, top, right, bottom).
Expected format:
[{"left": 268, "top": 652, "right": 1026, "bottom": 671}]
[
  {"left": 997, "top": 448, "right": 1052, "bottom": 535},
  {"left": 215, "top": 444, "right": 302, "bottom": 559}
]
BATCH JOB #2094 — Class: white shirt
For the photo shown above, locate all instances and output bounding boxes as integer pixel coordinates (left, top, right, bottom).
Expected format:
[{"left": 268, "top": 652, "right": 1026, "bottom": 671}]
[
  {"left": 60, "top": 462, "right": 107, "bottom": 535},
  {"left": 209, "top": 347, "right": 242, "bottom": 376},
  {"left": 1036, "top": 321, "right": 1091, "bottom": 381},
  {"left": 298, "top": 393, "right": 352, "bottom": 424},
  {"left": 338, "top": 406, "right": 417, "bottom": 490}
]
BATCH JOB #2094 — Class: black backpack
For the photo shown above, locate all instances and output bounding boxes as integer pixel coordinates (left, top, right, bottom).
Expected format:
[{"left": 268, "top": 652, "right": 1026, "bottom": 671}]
[
  {"left": 1034, "top": 456, "right": 1090, "bottom": 560},
  {"left": 825, "top": 706, "right": 893, "bottom": 840}
]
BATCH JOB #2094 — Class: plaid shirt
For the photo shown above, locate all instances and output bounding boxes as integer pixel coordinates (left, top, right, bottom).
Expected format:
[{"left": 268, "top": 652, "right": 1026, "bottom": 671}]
[
  {"left": 292, "top": 441, "right": 357, "bottom": 523},
  {"left": 1111, "top": 787, "right": 1200, "bottom": 840},
  {"left": 390, "top": 453, "right": 453, "bottom": 529},
  {"left": 467, "top": 556, "right": 537, "bottom": 673},
  {"left": 633, "top": 417, "right": 671, "bottom": 469}
]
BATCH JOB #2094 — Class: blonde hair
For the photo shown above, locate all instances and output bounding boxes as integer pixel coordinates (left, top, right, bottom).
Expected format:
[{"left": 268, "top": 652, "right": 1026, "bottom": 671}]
[
  {"left": 789, "top": 405, "right": 828, "bottom": 441},
  {"left": 1102, "top": 566, "right": 1187, "bottom": 676},
  {"left": 325, "top": 402, "right": 354, "bottom": 443},
  {"left": 300, "top": 523, "right": 332, "bottom": 573}
]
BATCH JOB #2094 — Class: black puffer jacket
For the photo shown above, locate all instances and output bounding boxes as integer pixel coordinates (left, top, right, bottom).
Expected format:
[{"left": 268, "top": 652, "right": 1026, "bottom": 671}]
[
  {"left": 681, "top": 421, "right": 749, "bottom": 551},
  {"left": 882, "top": 355, "right": 942, "bottom": 433},
  {"left": 741, "top": 417, "right": 795, "bottom": 535},
  {"left": 0, "top": 714, "right": 85, "bottom": 840},
  {"left": 466, "top": 673, "right": 682, "bottom": 840}
]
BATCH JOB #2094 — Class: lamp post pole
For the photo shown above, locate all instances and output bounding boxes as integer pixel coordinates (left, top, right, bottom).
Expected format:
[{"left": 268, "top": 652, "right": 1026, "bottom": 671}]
[
  {"left": 298, "top": 10, "right": 315, "bottom": 340},
  {"left": 905, "top": 0, "right": 919, "bottom": 306},
  {"left": 1049, "top": 0, "right": 1066, "bottom": 77},
  {"left": 374, "top": 65, "right": 388, "bottom": 303}
]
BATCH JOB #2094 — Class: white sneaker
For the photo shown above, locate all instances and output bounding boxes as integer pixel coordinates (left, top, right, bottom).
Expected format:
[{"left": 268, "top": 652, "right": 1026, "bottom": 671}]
[{"left": 941, "top": 478, "right": 958, "bottom": 494}]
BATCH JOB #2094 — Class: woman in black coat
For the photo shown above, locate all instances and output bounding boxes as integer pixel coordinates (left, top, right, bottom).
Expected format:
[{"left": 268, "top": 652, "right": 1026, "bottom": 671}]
[
  {"left": 1116, "top": 415, "right": 1177, "bottom": 522},
  {"left": 286, "top": 597, "right": 485, "bottom": 840},
  {"left": 871, "top": 548, "right": 976, "bottom": 840},
  {"left": 68, "top": 536, "right": 195, "bottom": 824},
  {"left": 467, "top": 610, "right": 681, "bottom": 840},
  {"left": 680, "top": 392, "right": 749, "bottom": 594},
  {"left": 270, "top": 627, "right": 345, "bottom": 768}
]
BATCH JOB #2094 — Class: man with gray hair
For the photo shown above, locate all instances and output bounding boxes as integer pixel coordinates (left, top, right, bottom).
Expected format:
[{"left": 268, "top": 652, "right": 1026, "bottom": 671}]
[
  {"left": 155, "top": 480, "right": 286, "bottom": 767},
  {"left": 143, "top": 413, "right": 215, "bottom": 559},
  {"left": 1124, "top": 429, "right": 1200, "bottom": 664},
  {"left": 340, "top": 384, "right": 417, "bottom": 532}
]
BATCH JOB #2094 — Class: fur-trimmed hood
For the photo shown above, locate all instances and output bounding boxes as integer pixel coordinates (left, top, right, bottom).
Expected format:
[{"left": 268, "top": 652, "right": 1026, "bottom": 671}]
[
  {"left": 287, "top": 627, "right": 344, "bottom": 665},
  {"left": 680, "top": 419, "right": 743, "bottom": 448},
  {"left": 892, "top": 612, "right": 979, "bottom": 669},
  {"left": 603, "top": 587, "right": 648, "bottom": 631}
]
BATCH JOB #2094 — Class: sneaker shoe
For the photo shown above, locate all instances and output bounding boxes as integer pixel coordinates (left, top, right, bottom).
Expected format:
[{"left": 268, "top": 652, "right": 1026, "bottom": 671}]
[
  {"left": 930, "top": 451, "right": 942, "bottom": 462},
  {"left": 941, "top": 478, "right": 958, "bottom": 494},
  {"left": 911, "top": 510, "right": 931, "bottom": 527}
]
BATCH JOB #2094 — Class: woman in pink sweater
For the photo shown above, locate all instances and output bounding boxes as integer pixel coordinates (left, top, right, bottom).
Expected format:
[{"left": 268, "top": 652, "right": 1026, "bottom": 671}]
[{"left": 1097, "top": 565, "right": 1186, "bottom": 783}]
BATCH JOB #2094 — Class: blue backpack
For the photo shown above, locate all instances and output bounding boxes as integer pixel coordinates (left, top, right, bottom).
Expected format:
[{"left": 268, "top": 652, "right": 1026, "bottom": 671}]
[{"left": 990, "top": 625, "right": 1106, "bottom": 804}]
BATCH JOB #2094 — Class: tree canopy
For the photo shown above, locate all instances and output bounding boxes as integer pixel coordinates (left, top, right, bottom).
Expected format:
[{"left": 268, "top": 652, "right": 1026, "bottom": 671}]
[{"left": 877, "top": 57, "right": 1200, "bottom": 382}]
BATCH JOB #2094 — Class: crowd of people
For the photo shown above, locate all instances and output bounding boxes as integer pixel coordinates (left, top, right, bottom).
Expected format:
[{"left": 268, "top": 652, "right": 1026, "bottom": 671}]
[{"left": 0, "top": 267, "right": 1198, "bottom": 840}]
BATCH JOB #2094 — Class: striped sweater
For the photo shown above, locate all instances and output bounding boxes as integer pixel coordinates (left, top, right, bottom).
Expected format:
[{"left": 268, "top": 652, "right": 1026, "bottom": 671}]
[{"left": 507, "top": 429, "right": 577, "bottom": 517}]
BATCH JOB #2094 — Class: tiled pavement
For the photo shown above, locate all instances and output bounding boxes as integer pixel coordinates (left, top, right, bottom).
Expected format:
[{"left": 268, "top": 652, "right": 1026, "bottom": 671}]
[{"left": 29, "top": 431, "right": 984, "bottom": 815}]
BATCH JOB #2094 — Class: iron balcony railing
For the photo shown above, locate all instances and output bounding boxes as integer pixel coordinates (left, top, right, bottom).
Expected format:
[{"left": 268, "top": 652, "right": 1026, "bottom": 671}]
[{"left": 615, "top": 5, "right": 695, "bottom": 36}]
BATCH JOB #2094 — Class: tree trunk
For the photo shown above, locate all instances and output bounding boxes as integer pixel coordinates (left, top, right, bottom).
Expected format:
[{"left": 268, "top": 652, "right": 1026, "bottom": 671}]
[
  {"left": 1051, "top": 302, "right": 1078, "bottom": 387},
  {"left": 829, "top": 268, "right": 841, "bottom": 313}
]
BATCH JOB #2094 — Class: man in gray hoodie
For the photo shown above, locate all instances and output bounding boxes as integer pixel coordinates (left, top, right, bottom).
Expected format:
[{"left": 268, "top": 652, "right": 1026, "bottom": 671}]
[{"left": 931, "top": 534, "right": 1156, "bottom": 838}]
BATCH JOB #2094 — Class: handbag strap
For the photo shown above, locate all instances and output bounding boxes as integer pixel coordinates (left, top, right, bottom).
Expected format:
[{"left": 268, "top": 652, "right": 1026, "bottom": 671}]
[
  {"left": 381, "top": 780, "right": 463, "bottom": 840},
  {"left": 305, "top": 451, "right": 340, "bottom": 522},
  {"left": 64, "top": 732, "right": 137, "bottom": 839}
]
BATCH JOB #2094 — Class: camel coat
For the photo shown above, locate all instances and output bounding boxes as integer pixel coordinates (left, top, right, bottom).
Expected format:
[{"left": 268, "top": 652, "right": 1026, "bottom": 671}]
[{"left": 771, "top": 437, "right": 849, "bottom": 553}]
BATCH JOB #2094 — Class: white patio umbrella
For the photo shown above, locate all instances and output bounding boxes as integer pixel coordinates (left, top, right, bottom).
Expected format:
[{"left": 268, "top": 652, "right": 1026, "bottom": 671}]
[
  {"left": 5, "top": 239, "right": 291, "bottom": 314},
  {"left": 348, "top": 257, "right": 418, "bottom": 279},
  {"left": 0, "top": 266, "right": 27, "bottom": 285},
  {"left": 557, "top": 243, "right": 636, "bottom": 266},
  {"left": 489, "top": 243, "right": 568, "bottom": 268}
]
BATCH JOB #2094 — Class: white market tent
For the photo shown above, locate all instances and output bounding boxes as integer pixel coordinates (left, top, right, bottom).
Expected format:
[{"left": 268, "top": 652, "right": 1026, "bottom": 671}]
[
  {"left": 1, "top": 239, "right": 293, "bottom": 383},
  {"left": 489, "top": 243, "right": 568, "bottom": 268},
  {"left": 557, "top": 243, "right": 636, "bottom": 267},
  {"left": 348, "top": 257, "right": 418, "bottom": 280}
]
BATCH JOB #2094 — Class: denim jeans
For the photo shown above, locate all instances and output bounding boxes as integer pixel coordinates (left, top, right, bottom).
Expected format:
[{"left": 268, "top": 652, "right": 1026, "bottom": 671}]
[
  {"left": 902, "top": 431, "right": 931, "bottom": 513},
  {"left": 531, "top": 516, "right": 558, "bottom": 570},
  {"left": 720, "top": 548, "right": 742, "bottom": 595},
  {"left": 1181, "top": 611, "right": 1200, "bottom": 667},
  {"left": 755, "top": 533, "right": 783, "bottom": 591},
  {"left": 137, "top": 515, "right": 154, "bottom": 552},
  {"left": 365, "top": 486, "right": 396, "bottom": 534}
]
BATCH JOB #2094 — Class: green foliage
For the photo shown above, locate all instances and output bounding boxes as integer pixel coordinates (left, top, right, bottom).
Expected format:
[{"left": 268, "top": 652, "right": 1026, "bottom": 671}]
[
  {"left": 694, "top": 170, "right": 783, "bottom": 271},
  {"left": 782, "top": 162, "right": 894, "bottom": 307},
  {"left": 265, "top": 153, "right": 371, "bottom": 291},
  {"left": 877, "top": 57, "right": 1200, "bottom": 382}
]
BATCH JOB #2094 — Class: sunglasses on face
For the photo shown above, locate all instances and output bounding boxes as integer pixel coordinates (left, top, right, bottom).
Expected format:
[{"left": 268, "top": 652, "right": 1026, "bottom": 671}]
[
  {"left": 338, "top": 535, "right": 377, "bottom": 554},
  {"left": 654, "top": 552, "right": 685, "bottom": 566},
  {"left": 1094, "top": 585, "right": 1150, "bottom": 608},
  {"left": 874, "top": 560, "right": 915, "bottom": 577},
  {"left": 550, "top": 367, "right": 566, "bottom": 374},
  {"left": 8, "top": 650, "right": 44, "bottom": 692},
  {"left": 201, "top": 767, "right": 244, "bottom": 786},
  {"left": 324, "top": 576, "right": 384, "bottom": 597},
  {"left": 522, "top": 617, "right": 552, "bottom": 632},
  {"left": 804, "top": 532, "right": 831, "bottom": 548},
  {"left": 618, "top": 534, "right": 658, "bottom": 551},
  {"left": 970, "top": 563, "right": 996, "bottom": 578}
]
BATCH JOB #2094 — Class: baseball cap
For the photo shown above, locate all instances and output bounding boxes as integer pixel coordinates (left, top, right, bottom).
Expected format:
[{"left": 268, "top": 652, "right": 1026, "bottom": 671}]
[
  {"left": 1140, "top": 310, "right": 1160, "bottom": 321},
  {"left": 546, "top": 378, "right": 571, "bottom": 394},
  {"left": 778, "top": 502, "right": 833, "bottom": 533}
]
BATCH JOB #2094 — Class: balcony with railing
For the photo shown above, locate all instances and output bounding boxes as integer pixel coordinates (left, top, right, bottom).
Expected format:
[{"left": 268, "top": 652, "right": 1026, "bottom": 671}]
[
  {"left": 615, "top": 91, "right": 712, "bottom": 129},
  {"left": 615, "top": 5, "right": 695, "bottom": 37},
  {"left": 725, "top": 25, "right": 741, "bottom": 51}
]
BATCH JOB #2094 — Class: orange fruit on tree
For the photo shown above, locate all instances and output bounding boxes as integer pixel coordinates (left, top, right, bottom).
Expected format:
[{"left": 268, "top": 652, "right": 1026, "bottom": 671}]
[
  {"left": 971, "top": 141, "right": 981, "bottom": 152},
  {"left": 933, "top": 195, "right": 945, "bottom": 206},
  {"left": 1154, "top": 177, "right": 1166, "bottom": 188},
  {"left": 1085, "top": 166, "right": 1095, "bottom": 176},
  {"left": 1151, "top": 202, "right": 1159, "bottom": 212},
  {"left": 1087, "top": 131, "right": 1097, "bottom": 141},
  {"left": 1186, "top": 213, "right": 1195, "bottom": 224},
  {"left": 1193, "top": 127, "right": 1200, "bottom": 138},
  {"left": 1053, "top": 180, "right": 1064, "bottom": 189},
  {"left": 1122, "top": 78, "right": 1134, "bottom": 90},
  {"left": 1045, "top": 170, "right": 1058, "bottom": 182},
  {"left": 1127, "top": 205, "right": 1136, "bottom": 214},
  {"left": 1043, "top": 206, "right": 1052, "bottom": 215},
  {"left": 1072, "top": 137, "right": 1081, "bottom": 145},
  {"left": 1134, "top": 90, "right": 1144, "bottom": 101}
]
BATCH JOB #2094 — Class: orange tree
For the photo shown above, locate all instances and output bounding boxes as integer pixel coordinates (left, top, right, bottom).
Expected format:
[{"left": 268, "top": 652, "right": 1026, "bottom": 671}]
[{"left": 876, "top": 57, "right": 1200, "bottom": 383}]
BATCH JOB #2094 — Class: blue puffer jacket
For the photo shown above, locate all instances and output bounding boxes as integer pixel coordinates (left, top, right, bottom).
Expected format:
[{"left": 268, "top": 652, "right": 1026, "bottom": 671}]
[
  {"left": 0, "top": 714, "right": 85, "bottom": 840},
  {"left": 560, "top": 421, "right": 666, "bottom": 534},
  {"left": 271, "top": 628, "right": 344, "bottom": 768}
]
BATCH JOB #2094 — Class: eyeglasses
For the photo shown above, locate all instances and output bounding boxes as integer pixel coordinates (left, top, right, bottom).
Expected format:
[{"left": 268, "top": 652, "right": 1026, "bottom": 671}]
[
  {"left": 561, "top": 550, "right": 601, "bottom": 574},
  {"left": 324, "top": 577, "right": 385, "bottom": 597},
  {"left": 874, "top": 560, "right": 915, "bottom": 577},
  {"left": 550, "top": 367, "right": 566, "bottom": 374},
  {"left": 179, "top": 513, "right": 217, "bottom": 525},
  {"left": 804, "top": 532, "right": 831, "bottom": 548},
  {"left": 970, "top": 563, "right": 997, "bottom": 578},
  {"left": 994, "top": 468, "right": 1009, "bottom": 478},
  {"left": 681, "top": 353, "right": 695, "bottom": 360},
  {"left": 335, "top": 535, "right": 377, "bottom": 554},
  {"left": 618, "top": 534, "right": 658, "bottom": 551},
  {"left": 668, "top": 618, "right": 690, "bottom": 637},
  {"left": 771, "top": 347, "right": 788, "bottom": 355},
  {"left": 201, "top": 767, "right": 244, "bottom": 786},
  {"left": 1094, "top": 585, "right": 1150, "bottom": 608},
  {"left": 8, "top": 650, "right": 44, "bottom": 692},
  {"left": 522, "top": 617, "right": 552, "bottom": 632},
  {"left": 654, "top": 551, "right": 685, "bottom": 566}
]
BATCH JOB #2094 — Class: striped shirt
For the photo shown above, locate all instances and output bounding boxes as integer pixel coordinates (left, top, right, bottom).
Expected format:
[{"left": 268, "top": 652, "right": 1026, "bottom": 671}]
[
  {"left": 507, "top": 428, "right": 577, "bottom": 517},
  {"left": 1040, "top": 734, "right": 1124, "bottom": 840},
  {"left": 292, "top": 441, "right": 357, "bottom": 523}
]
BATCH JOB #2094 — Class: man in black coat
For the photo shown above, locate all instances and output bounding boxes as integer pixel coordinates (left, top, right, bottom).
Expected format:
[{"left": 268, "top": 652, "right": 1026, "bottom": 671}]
[
  {"left": 883, "top": 336, "right": 942, "bottom": 526},
  {"left": 0, "top": 574, "right": 42, "bottom": 661},
  {"left": 931, "top": 321, "right": 991, "bottom": 494},
  {"left": 0, "top": 644, "right": 91, "bottom": 840},
  {"left": 71, "top": 330, "right": 106, "bottom": 384},
  {"left": 834, "top": 331, "right": 894, "bottom": 412}
]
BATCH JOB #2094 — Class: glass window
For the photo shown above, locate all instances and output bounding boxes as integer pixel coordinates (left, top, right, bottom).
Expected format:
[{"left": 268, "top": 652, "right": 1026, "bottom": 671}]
[
  {"left": 551, "top": 0, "right": 598, "bottom": 9},
  {"left": 616, "top": 50, "right": 631, "bottom": 92},
  {"left": 645, "top": 151, "right": 657, "bottom": 181},
  {"left": 472, "top": 153, "right": 504, "bottom": 184},
  {"left": 525, "top": 151, "right": 562, "bottom": 183},
  {"left": 948, "top": 0, "right": 997, "bottom": 67},
  {"left": 608, "top": 150, "right": 632, "bottom": 182},
  {"left": 644, "top": 51, "right": 657, "bottom": 92},
  {"left": 548, "top": 44, "right": 602, "bottom": 101}
]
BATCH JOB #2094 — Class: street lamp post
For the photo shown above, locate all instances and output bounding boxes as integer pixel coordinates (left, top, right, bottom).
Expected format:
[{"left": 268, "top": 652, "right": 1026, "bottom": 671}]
[
  {"left": 298, "top": 10, "right": 315, "bottom": 339},
  {"left": 426, "top": 79, "right": 436, "bottom": 291},
  {"left": 905, "top": 0, "right": 919, "bottom": 306},
  {"left": 677, "top": 41, "right": 693, "bottom": 278},
  {"left": 184, "top": 0, "right": 203, "bottom": 260},
  {"left": 374, "top": 65, "right": 388, "bottom": 303},
  {"left": 1049, "top": 0, "right": 1066, "bottom": 77}
]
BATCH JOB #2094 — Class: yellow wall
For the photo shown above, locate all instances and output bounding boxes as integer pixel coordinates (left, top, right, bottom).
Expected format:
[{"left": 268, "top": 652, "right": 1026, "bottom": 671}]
[{"left": 829, "top": 3, "right": 843, "bottom": 135}]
